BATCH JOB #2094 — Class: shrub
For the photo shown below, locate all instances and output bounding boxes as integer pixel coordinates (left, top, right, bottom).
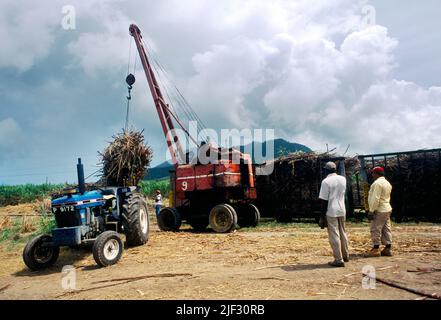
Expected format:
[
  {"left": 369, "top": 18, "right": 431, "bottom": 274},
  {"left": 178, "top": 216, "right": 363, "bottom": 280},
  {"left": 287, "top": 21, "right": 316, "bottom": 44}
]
[{"left": 0, "top": 184, "right": 64, "bottom": 207}]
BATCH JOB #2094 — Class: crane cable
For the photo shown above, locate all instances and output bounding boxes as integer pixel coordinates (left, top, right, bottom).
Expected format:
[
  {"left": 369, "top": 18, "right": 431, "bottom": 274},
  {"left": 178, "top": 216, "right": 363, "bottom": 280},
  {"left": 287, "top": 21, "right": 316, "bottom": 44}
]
[
  {"left": 142, "top": 39, "right": 195, "bottom": 129},
  {"left": 124, "top": 37, "right": 138, "bottom": 132},
  {"left": 141, "top": 38, "right": 212, "bottom": 144},
  {"left": 124, "top": 38, "right": 133, "bottom": 132}
]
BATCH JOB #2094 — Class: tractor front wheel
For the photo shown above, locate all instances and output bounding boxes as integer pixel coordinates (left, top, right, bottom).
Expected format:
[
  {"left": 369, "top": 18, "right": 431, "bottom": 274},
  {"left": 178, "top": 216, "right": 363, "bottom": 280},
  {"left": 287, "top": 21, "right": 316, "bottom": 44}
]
[
  {"left": 93, "top": 231, "right": 123, "bottom": 267},
  {"left": 158, "top": 207, "right": 182, "bottom": 231},
  {"left": 23, "top": 234, "right": 59, "bottom": 271},
  {"left": 209, "top": 204, "right": 237, "bottom": 233}
]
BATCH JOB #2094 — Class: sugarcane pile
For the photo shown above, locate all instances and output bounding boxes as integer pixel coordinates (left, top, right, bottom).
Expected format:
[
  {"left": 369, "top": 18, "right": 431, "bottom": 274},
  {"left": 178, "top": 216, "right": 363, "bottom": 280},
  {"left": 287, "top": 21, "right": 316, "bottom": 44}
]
[
  {"left": 255, "top": 152, "right": 358, "bottom": 221},
  {"left": 99, "top": 130, "right": 153, "bottom": 187},
  {"left": 361, "top": 150, "right": 441, "bottom": 220}
]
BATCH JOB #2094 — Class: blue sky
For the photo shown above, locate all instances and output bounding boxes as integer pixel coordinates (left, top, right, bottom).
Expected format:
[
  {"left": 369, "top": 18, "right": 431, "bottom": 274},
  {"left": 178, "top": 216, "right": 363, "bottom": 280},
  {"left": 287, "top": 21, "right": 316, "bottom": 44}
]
[{"left": 1, "top": 0, "right": 440, "bottom": 185}]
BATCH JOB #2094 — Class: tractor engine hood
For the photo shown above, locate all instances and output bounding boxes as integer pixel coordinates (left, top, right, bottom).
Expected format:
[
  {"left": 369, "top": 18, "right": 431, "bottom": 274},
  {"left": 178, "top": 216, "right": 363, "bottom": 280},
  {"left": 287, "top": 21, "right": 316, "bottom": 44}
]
[{"left": 52, "top": 190, "right": 106, "bottom": 209}]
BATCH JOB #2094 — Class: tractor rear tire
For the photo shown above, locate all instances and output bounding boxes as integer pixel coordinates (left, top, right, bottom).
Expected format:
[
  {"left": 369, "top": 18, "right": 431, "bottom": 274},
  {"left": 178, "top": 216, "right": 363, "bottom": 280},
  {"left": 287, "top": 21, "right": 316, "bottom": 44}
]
[
  {"left": 23, "top": 234, "right": 59, "bottom": 271},
  {"left": 93, "top": 231, "right": 123, "bottom": 267},
  {"left": 158, "top": 207, "right": 182, "bottom": 231},
  {"left": 238, "top": 203, "right": 261, "bottom": 228},
  {"left": 122, "top": 192, "right": 149, "bottom": 246},
  {"left": 209, "top": 204, "right": 237, "bottom": 233}
]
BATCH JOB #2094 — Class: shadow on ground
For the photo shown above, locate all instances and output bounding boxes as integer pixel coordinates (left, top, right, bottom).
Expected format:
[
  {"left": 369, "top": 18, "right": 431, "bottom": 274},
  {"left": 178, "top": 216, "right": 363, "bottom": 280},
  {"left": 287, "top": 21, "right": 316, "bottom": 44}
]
[
  {"left": 280, "top": 263, "right": 331, "bottom": 272},
  {"left": 13, "top": 247, "right": 94, "bottom": 277},
  {"left": 279, "top": 254, "right": 367, "bottom": 272}
]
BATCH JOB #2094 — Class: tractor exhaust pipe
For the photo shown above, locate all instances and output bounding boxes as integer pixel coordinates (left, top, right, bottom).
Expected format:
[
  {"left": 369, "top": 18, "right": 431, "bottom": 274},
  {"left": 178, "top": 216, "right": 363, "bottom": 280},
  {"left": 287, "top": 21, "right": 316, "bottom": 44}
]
[{"left": 77, "top": 158, "right": 85, "bottom": 194}]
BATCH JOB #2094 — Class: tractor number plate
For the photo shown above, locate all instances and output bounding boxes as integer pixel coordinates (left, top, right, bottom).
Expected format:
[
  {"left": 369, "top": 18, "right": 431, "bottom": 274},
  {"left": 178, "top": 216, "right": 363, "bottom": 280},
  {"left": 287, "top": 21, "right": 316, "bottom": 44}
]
[{"left": 52, "top": 205, "right": 75, "bottom": 213}]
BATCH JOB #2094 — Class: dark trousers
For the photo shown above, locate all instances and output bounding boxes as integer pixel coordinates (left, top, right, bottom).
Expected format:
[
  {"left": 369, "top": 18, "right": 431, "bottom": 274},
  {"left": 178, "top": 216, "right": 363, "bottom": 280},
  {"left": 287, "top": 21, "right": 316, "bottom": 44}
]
[{"left": 155, "top": 204, "right": 161, "bottom": 219}]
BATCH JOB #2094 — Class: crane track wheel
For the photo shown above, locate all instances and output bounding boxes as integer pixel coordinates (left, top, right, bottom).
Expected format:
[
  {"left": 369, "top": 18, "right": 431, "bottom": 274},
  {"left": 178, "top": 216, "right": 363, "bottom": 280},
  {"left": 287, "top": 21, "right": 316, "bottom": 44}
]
[
  {"left": 209, "top": 204, "right": 238, "bottom": 233},
  {"left": 238, "top": 203, "right": 261, "bottom": 228}
]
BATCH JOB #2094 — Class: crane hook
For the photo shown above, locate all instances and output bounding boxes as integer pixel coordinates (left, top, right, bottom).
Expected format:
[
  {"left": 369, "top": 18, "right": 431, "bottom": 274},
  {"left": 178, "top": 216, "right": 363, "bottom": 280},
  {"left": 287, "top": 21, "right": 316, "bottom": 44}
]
[{"left": 124, "top": 74, "right": 136, "bottom": 132}]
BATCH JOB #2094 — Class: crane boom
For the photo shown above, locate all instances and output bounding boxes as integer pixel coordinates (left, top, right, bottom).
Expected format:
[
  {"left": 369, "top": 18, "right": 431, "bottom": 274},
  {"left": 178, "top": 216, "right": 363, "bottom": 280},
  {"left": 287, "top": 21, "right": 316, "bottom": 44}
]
[
  {"left": 129, "top": 24, "right": 186, "bottom": 165},
  {"left": 128, "top": 25, "right": 259, "bottom": 234}
]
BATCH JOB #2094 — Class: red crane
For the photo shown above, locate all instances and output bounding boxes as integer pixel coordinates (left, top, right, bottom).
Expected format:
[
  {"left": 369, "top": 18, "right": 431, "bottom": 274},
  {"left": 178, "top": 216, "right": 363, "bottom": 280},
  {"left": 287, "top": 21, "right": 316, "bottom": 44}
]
[{"left": 129, "top": 24, "right": 260, "bottom": 233}]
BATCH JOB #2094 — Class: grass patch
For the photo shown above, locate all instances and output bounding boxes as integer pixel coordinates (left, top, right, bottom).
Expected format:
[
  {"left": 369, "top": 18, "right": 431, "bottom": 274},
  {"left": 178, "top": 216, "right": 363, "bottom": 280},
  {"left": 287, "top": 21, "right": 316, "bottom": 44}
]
[
  {"left": 0, "top": 184, "right": 64, "bottom": 207},
  {"left": 239, "top": 217, "right": 433, "bottom": 232},
  {"left": 240, "top": 218, "right": 318, "bottom": 232},
  {"left": 139, "top": 179, "right": 170, "bottom": 197},
  {"left": 37, "top": 215, "right": 57, "bottom": 234},
  {"left": 0, "top": 215, "right": 56, "bottom": 248},
  {"left": 0, "top": 228, "right": 12, "bottom": 242}
]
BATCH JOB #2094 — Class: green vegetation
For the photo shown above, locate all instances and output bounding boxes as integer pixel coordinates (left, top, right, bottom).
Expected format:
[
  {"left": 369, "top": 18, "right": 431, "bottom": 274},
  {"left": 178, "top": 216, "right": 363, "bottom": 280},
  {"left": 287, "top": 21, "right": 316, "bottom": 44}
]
[
  {"left": 239, "top": 218, "right": 319, "bottom": 232},
  {"left": 0, "top": 228, "right": 12, "bottom": 242},
  {"left": 0, "top": 184, "right": 64, "bottom": 207},
  {"left": 139, "top": 179, "right": 170, "bottom": 197},
  {"left": 37, "top": 215, "right": 57, "bottom": 234},
  {"left": 239, "top": 218, "right": 435, "bottom": 232},
  {"left": 0, "top": 214, "right": 56, "bottom": 249},
  {"left": 0, "top": 180, "right": 171, "bottom": 207}
]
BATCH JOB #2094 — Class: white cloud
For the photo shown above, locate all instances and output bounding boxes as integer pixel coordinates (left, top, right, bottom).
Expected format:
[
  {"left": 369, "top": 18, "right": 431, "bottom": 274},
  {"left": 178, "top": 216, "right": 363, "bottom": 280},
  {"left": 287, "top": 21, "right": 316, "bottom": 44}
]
[
  {"left": 1, "top": 0, "right": 440, "bottom": 181},
  {"left": 67, "top": 32, "right": 128, "bottom": 76},
  {"left": 187, "top": 37, "right": 274, "bottom": 128},
  {"left": 260, "top": 25, "right": 399, "bottom": 135},
  {"left": 0, "top": 0, "right": 60, "bottom": 71},
  {"left": 66, "top": 1, "right": 133, "bottom": 76},
  {"left": 344, "top": 80, "right": 441, "bottom": 152},
  {"left": 182, "top": 17, "right": 440, "bottom": 154}
]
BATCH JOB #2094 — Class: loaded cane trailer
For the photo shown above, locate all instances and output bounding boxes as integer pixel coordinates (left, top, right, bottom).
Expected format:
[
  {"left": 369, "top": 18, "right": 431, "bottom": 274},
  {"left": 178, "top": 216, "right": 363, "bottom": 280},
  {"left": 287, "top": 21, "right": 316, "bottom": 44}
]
[
  {"left": 255, "top": 154, "right": 355, "bottom": 222},
  {"left": 356, "top": 148, "right": 441, "bottom": 222}
]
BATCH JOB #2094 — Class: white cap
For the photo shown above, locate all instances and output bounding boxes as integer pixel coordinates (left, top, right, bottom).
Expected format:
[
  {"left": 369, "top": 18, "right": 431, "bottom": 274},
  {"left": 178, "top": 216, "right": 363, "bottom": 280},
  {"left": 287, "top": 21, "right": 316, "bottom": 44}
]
[{"left": 324, "top": 161, "right": 337, "bottom": 170}]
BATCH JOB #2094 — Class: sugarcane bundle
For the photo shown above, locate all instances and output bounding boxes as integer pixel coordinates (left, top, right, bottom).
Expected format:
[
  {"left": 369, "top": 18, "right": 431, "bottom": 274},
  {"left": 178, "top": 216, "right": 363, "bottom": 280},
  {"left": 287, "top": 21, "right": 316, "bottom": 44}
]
[
  {"left": 99, "top": 130, "right": 153, "bottom": 187},
  {"left": 256, "top": 152, "right": 359, "bottom": 219},
  {"left": 360, "top": 150, "right": 441, "bottom": 219}
]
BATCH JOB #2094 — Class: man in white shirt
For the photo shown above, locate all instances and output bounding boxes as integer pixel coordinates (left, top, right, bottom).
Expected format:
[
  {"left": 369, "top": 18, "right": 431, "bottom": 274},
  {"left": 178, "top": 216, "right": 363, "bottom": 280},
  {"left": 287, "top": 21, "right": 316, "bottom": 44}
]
[
  {"left": 365, "top": 166, "right": 393, "bottom": 257},
  {"left": 319, "top": 162, "right": 349, "bottom": 267}
]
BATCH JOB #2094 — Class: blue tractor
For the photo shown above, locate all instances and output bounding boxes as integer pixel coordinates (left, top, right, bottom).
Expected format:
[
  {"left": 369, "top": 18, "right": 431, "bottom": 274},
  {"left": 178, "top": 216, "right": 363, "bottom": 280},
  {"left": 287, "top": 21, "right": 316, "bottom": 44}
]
[{"left": 23, "top": 159, "right": 150, "bottom": 270}]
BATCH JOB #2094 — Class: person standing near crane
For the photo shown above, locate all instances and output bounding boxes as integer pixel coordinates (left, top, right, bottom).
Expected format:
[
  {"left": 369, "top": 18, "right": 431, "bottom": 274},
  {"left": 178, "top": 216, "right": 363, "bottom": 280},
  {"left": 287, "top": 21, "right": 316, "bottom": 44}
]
[
  {"left": 319, "top": 162, "right": 349, "bottom": 267},
  {"left": 155, "top": 190, "right": 162, "bottom": 220},
  {"left": 364, "top": 166, "right": 393, "bottom": 257}
]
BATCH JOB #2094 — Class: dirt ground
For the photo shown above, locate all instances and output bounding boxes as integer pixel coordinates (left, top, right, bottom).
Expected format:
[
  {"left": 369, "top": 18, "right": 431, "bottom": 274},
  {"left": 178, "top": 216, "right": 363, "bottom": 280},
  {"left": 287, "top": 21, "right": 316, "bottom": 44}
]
[{"left": 0, "top": 203, "right": 440, "bottom": 300}]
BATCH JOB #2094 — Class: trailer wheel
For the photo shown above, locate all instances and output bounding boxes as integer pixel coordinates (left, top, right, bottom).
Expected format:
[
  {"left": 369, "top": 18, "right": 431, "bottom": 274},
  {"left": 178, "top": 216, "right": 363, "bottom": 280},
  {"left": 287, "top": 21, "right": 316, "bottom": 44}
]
[
  {"left": 209, "top": 204, "right": 237, "bottom": 233},
  {"left": 23, "top": 234, "right": 59, "bottom": 271},
  {"left": 122, "top": 192, "right": 149, "bottom": 246},
  {"left": 238, "top": 203, "right": 261, "bottom": 228},
  {"left": 158, "top": 207, "right": 182, "bottom": 231},
  {"left": 188, "top": 216, "right": 209, "bottom": 232},
  {"left": 93, "top": 231, "right": 123, "bottom": 267}
]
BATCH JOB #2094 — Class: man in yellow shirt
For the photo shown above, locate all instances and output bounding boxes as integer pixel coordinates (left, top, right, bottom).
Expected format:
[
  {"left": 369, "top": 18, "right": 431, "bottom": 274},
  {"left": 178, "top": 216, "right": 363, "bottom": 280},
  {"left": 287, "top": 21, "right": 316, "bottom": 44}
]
[{"left": 365, "top": 166, "right": 393, "bottom": 257}]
